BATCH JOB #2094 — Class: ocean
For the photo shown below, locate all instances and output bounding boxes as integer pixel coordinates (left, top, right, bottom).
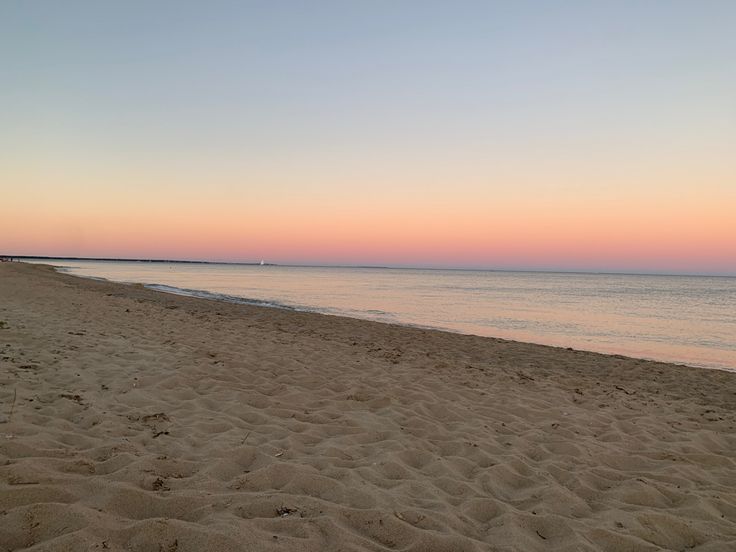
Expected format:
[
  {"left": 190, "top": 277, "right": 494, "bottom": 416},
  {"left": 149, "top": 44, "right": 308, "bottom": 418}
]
[{"left": 29, "top": 259, "right": 736, "bottom": 371}]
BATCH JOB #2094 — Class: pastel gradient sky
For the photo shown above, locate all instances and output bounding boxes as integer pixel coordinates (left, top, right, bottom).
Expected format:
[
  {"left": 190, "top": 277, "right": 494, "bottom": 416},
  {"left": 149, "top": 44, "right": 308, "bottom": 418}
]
[{"left": 2, "top": 1, "right": 735, "bottom": 274}]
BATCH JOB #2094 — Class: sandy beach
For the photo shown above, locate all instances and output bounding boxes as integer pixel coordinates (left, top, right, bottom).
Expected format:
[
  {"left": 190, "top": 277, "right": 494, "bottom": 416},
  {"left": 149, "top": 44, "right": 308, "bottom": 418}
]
[{"left": 0, "top": 262, "right": 734, "bottom": 551}]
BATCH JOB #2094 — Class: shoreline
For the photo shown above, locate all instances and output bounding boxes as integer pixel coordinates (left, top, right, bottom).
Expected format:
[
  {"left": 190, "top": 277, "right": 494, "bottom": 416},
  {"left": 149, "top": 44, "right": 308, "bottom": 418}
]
[
  {"left": 45, "top": 262, "right": 733, "bottom": 373},
  {"left": 1, "top": 262, "right": 735, "bottom": 551}
]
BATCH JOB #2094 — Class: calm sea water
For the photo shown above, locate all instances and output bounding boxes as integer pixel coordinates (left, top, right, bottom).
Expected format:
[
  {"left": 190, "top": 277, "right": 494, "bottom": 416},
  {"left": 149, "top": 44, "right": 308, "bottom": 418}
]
[{"left": 30, "top": 260, "right": 736, "bottom": 371}]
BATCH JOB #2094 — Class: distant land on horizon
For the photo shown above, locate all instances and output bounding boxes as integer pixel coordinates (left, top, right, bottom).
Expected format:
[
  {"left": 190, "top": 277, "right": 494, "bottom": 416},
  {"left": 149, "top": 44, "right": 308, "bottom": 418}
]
[{"left": 5, "top": 255, "right": 734, "bottom": 278}]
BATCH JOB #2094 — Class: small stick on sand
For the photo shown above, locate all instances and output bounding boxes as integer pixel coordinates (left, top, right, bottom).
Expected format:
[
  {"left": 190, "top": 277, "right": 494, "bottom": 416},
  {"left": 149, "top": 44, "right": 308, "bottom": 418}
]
[{"left": 8, "top": 388, "right": 17, "bottom": 422}]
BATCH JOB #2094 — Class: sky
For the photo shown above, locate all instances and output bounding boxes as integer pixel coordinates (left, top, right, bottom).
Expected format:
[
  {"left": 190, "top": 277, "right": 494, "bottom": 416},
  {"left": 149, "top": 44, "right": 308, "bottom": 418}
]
[{"left": 1, "top": 1, "right": 735, "bottom": 274}]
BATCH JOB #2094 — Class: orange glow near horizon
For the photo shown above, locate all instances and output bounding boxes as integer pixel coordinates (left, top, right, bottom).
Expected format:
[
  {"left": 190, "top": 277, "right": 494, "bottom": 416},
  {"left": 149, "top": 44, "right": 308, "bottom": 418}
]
[{"left": 3, "top": 173, "right": 734, "bottom": 273}]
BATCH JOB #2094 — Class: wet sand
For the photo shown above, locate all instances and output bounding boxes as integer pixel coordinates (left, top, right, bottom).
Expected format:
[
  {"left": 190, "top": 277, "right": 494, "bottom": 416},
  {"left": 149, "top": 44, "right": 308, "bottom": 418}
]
[{"left": 0, "top": 262, "right": 734, "bottom": 551}]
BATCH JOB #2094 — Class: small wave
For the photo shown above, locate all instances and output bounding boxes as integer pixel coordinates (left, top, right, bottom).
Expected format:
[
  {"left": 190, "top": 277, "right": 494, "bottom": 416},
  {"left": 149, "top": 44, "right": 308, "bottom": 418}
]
[
  {"left": 144, "top": 284, "right": 296, "bottom": 311},
  {"left": 143, "top": 284, "right": 442, "bottom": 334}
]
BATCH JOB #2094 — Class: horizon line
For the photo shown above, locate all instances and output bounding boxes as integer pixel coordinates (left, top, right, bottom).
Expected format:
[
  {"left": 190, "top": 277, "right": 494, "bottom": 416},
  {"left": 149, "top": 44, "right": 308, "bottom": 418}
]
[{"left": 4, "top": 254, "right": 735, "bottom": 279}]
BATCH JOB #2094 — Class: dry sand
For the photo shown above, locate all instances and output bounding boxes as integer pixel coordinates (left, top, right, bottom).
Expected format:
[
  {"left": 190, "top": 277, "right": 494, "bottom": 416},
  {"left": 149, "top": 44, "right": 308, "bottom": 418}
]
[{"left": 0, "top": 262, "right": 734, "bottom": 551}]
